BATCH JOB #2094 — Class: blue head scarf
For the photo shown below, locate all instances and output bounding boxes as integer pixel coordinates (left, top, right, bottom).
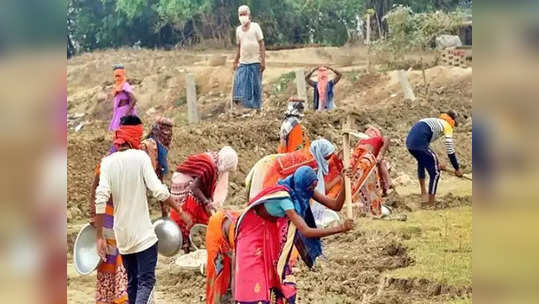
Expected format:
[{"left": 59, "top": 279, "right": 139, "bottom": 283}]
[
  {"left": 309, "top": 139, "right": 335, "bottom": 194},
  {"left": 278, "top": 166, "right": 318, "bottom": 216},
  {"left": 278, "top": 166, "right": 323, "bottom": 267}
]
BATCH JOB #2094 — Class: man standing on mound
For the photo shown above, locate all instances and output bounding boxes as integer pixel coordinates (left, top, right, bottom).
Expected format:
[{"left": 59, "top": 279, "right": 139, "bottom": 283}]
[{"left": 232, "top": 5, "right": 265, "bottom": 113}]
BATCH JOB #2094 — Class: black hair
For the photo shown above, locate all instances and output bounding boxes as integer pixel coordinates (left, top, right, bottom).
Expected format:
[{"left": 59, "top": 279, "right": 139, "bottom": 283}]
[
  {"left": 447, "top": 110, "right": 457, "bottom": 120},
  {"left": 120, "top": 115, "right": 142, "bottom": 126},
  {"left": 446, "top": 110, "right": 458, "bottom": 127}
]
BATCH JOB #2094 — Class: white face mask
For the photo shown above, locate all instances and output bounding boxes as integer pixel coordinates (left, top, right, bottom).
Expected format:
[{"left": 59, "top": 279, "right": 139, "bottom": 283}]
[{"left": 239, "top": 15, "right": 249, "bottom": 26}]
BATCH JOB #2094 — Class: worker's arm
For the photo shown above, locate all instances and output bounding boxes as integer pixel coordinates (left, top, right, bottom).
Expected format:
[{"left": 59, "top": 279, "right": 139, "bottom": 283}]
[
  {"left": 279, "top": 137, "right": 288, "bottom": 153},
  {"left": 141, "top": 153, "right": 180, "bottom": 211},
  {"left": 190, "top": 177, "right": 213, "bottom": 206},
  {"left": 442, "top": 123, "right": 462, "bottom": 176},
  {"left": 142, "top": 153, "right": 170, "bottom": 201},
  {"left": 312, "top": 186, "right": 346, "bottom": 212},
  {"left": 255, "top": 23, "right": 265, "bottom": 73},
  {"left": 285, "top": 209, "right": 353, "bottom": 238},
  {"left": 233, "top": 43, "right": 240, "bottom": 70},
  {"left": 305, "top": 67, "right": 317, "bottom": 87},
  {"left": 326, "top": 175, "right": 342, "bottom": 191},
  {"left": 89, "top": 170, "right": 99, "bottom": 225},
  {"left": 94, "top": 159, "right": 112, "bottom": 261},
  {"left": 258, "top": 39, "right": 265, "bottom": 73},
  {"left": 377, "top": 136, "right": 390, "bottom": 162},
  {"left": 312, "top": 168, "right": 352, "bottom": 211},
  {"left": 328, "top": 66, "right": 343, "bottom": 84}
]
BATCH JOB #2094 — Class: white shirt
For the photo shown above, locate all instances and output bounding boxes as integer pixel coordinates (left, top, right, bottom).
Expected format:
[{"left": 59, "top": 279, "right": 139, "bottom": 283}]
[
  {"left": 420, "top": 118, "right": 455, "bottom": 154},
  {"left": 236, "top": 22, "right": 264, "bottom": 64},
  {"left": 95, "top": 149, "right": 170, "bottom": 255}
]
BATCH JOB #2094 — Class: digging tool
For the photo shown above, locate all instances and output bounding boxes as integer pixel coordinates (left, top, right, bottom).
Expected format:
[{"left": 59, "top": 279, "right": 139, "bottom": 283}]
[
  {"left": 342, "top": 116, "right": 353, "bottom": 219},
  {"left": 441, "top": 167, "right": 472, "bottom": 181},
  {"left": 341, "top": 129, "right": 369, "bottom": 140}
]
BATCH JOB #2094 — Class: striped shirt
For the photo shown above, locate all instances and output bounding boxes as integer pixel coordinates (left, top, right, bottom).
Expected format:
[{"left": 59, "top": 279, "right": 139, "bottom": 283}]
[{"left": 420, "top": 118, "right": 455, "bottom": 154}]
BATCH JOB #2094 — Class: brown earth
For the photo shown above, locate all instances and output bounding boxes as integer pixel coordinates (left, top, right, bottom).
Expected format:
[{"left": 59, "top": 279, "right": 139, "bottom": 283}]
[{"left": 67, "top": 47, "right": 472, "bottom": 303}]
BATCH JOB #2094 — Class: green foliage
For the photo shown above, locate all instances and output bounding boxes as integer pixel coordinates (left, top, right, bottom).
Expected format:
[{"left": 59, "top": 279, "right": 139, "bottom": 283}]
[
  {"left": 300, "top": 0, "right": 365, "bottom": 46},
  {"left": 373, "top": 4, "right": 464, "bottom": 62},
  {"left": 396, "top": 0, "right": 462, "bottom": 13},
  {"left": 69, "top": 0, "right": 172, "bottom": 52},
  {"left": 271, "top": 71, "right": 295, "bottom": 95},
  {"left": 175, "top": 95, "right": 187, "bottom": 107},
  {"left": 344, "top": 70, "right": 364, "bottom": 82},
  {"left": 68, "top": 0, "right": 468, "bottom": 54},
  {"left": 116, "top": 0, "right": 149, "bottom": 19}
]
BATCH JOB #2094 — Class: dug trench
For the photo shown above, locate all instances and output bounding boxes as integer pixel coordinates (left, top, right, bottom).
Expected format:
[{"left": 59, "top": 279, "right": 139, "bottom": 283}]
[
  {"left": 108, "top": 212, "right": 470, "bottom": 304},
  {"left": 294, "top": 228, "right": 471, "bottom": 304}
]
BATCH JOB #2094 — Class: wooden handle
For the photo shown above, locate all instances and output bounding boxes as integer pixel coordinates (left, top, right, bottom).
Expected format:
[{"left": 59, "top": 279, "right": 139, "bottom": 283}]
[
  {"left": 342, "top": 115, "right": 353, "bottom": 219},
  {"left": 441, "top": 167, "right": 473, "bottom": 181}
]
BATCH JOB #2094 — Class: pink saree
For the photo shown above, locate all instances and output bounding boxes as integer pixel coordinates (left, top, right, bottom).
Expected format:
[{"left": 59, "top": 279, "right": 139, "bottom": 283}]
[{"left": 234, "top": 187, "right": 298, "bottom": 304}]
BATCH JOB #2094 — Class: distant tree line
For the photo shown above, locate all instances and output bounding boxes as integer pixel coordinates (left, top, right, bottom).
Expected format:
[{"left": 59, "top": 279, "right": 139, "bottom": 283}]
[{"left": 68, "top": 0, "right": 468, "bottom": 57}]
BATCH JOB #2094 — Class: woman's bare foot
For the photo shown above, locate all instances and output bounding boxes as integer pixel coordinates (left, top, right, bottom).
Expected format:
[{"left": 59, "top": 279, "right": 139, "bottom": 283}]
[{"left": 421, "top": 194, "right": 436, "bottom": 209}]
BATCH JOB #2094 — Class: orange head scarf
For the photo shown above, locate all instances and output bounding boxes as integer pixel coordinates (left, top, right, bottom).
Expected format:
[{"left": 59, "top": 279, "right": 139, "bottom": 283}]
[
  {"left": 317, "top": 67, "right": 329, "bottom": 109},
  {"left": 440, "top": 113, "right": 456, "bottom": 128},
  {"left": 113, "top": 124, "right": 143, "bottom": 149},
  {"left": 113, "top": 67, "right": 126, "bottom": 95}
]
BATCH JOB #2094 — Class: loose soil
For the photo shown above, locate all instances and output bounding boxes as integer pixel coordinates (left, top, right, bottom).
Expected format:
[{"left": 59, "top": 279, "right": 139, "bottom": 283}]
[{"left": 67, "top": 46, "right": 472, "bottom": 303}]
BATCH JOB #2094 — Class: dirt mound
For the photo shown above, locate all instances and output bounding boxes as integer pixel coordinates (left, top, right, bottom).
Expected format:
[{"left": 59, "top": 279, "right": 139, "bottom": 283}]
[
  {"left": 67, "top": 69, "right": 472, "bottom": 223},
  {"left": 67, "top": 135, "right": 110, "bottom": 222}
]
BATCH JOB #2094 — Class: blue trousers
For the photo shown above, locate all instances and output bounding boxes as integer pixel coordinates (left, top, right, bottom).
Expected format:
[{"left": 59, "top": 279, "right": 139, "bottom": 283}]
[
  {"left": 122, "top": 243, "right": 158, "bottom": 304},
  {"left": 408, "top": 148, "right": 441, "bottom": 195}
]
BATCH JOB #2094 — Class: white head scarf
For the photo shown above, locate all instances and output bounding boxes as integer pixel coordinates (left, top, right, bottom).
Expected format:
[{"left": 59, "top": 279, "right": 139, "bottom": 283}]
[
  {"left": 238, "top": 5, "right": 250, "bottom": 15},
  {"left": 309, "top": 139, "right": 335, "bottom": 194},
  {"left": 212, "top": 146, "right": 238, "bottom": 208},
  {"left": 217, "top": 146, "right": 238, "bottom": 173}
]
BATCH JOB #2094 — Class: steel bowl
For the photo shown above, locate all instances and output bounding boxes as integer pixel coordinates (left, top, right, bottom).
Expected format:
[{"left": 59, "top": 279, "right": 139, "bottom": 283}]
[
  {"left": 189, "top": 224, "right": 208, "bottom": 250},
  {"left": 153, "top": 217, "right": 182, "bottom": 257},
  {"left": 73, "top": 223, "right": 101, "bottom": 275},
  {"left": 316, "top": 209, "right": 341, "bottom": 228}
]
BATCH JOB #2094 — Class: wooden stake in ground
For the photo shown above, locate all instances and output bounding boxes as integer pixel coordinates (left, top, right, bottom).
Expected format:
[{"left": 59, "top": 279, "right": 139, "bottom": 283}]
[
  {"left": 398, "top": 70, "right": 416, "bottom": 101},
  {"left": 295, "top": 69, "right": 307, "bottom": 101},
  {"left": 186, "top": 73, "right": 200, "bottom": 124},
  {"left": 342, "top": 115, "right": 354, "bottom": 219}
]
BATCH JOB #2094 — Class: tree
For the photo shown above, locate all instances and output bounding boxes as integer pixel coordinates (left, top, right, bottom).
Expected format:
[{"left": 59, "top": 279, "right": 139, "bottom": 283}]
[{"left": 67, "top": 0, "right": 466, "bottom": 53}]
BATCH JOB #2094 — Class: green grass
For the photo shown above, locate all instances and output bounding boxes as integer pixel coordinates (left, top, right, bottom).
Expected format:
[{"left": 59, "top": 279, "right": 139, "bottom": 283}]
[
  {"left": 446, "top": 298, "right": 472, "bottom": 304},
  {"left": 175, "top": 95, "right": 187, "bottom": 107},
  {"left": 271, "top": 71, "right": 295, "bottom": 95},
  {"left": 343, "top": 70, "right": 364, "bottom": 82},
  {"left": 361, "top": 206, "right": 472, "bottom": 287},
  {"left": 413, "top": 297, "right": 471, "bottom": 304}
]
